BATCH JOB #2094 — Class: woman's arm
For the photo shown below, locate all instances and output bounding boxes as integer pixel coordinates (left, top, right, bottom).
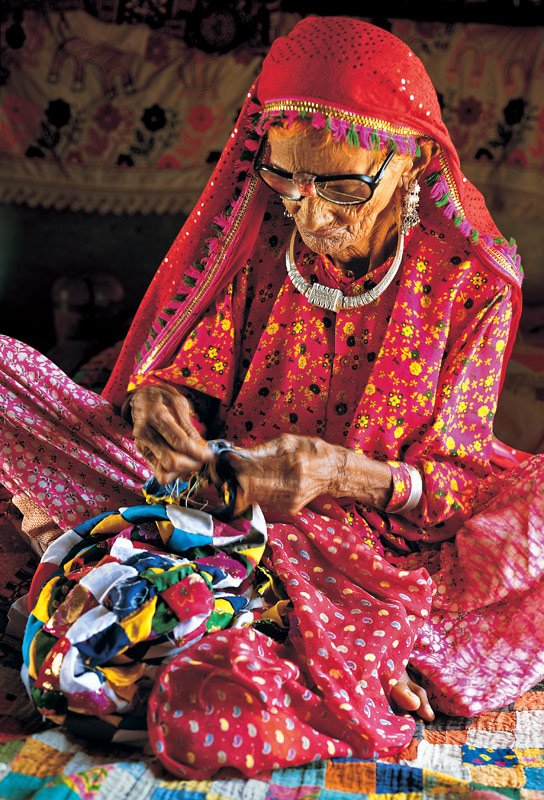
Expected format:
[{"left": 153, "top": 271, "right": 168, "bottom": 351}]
[{"left": 225, "top": 433, "right": 392, "bottom": 515}]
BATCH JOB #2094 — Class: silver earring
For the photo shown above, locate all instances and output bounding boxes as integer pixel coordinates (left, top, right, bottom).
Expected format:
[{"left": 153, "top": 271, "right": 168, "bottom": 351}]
[
  {"left": 401, "top": 180, "right": 420, "bottom": 235},
  {"left": 283, "top": 209, "right": 293, "bottom": 219}
]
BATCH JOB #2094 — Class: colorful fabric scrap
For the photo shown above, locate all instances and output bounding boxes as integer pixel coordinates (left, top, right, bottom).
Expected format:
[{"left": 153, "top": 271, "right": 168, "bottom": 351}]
[{"left": 21, "top": 501, "right": 267, "bottom": 743}]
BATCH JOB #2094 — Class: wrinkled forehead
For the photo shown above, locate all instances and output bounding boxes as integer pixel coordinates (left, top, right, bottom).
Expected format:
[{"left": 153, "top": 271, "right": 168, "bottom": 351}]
[{"left": 266, "top": 125, "right": 400, "bottom": 175}]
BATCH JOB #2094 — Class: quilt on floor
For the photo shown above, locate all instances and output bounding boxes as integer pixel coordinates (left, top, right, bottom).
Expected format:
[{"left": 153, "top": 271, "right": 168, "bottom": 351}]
[{"left": 1, "top": 500, "right": 543, "bottom": 800}]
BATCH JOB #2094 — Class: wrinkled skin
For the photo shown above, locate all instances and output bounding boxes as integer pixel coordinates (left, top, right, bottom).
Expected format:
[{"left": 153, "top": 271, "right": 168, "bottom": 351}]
[{"left": 129, "top": 128, "right": 439, "bottom": 720}]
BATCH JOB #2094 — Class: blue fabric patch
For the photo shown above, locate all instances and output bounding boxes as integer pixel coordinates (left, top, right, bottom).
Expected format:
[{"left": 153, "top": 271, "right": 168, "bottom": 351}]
[
  {"left": 127, "top": 552, "right": 174, "bottom": 572},
  {"left": 525, "top": 767, "right": 544, "bottom": 790},
  {"left": 22, "top": 614, "right": 44, "bottom": 667},
  {"left": 121, "top": 505, "right": 169, "bottom": 523},
  {"left": 103, "top": 577, "right": 156, "bottom": 617},
  {"left": 74, "top": 511, "right": 114, "bottom": 537},
  {"left": 272, "top": 761, "right": 327, "bottom": 787},
  {"left": 375, "top": 762, "right": 424, "bottom": 792},
  {"left": 75, "top": 622, "right": 131, "bottom": 665},
  {"left": 0, "top": 771, "right": 45, "bottom": 800},
  {"left": 462, "top": 746, "right": 519, "bottom": 766},
  {"left": 150, "top": 789, "right": 207, "bottom": 799},
  {"left": 169, "top": 529, "right": 211, "bottom": 554}
]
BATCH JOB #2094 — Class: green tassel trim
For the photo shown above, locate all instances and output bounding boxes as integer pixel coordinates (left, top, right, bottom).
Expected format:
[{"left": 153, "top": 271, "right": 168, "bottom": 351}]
[
  {"left": 425, "top": 170, "right": 442, "bottom": 187},
  {"left": 435, "top": 192, "right": 451, "bottom": 208},
  {"left": 173, "top": 294, "right": 188, "bottom": 302},
  {"left": 470, "top": 230, "right": 479, "bottom": 244},
  {"left": 371, "top": 129, "right": 380, "bottom": 150},
  {"left": 193, "top": 261, "right": 206, "bottom": 273},
  {"left": 494, "top": 237, "right": 507, "bottom": 245},
  {"left": 509, "top": 237, "right": 516, "bottom": 247},
  {"left": 299, "top": 109, "right": 308, "bottom": 118},
  {"left": 183, "top": 275, "right": 197, "bottom": 287},
  {"left": 325, "top": 117, "right": 331, "bottom": 131},
  {"left": 157, "top": 317, "right": 167, "bottom": 328},
  {"left": 415, "top": 144, "right": 421, "bottom": 157},
  {"left": 387, "top": 135, "right": 398, "bottom": 153},
  {"left": 347, "top": 122, "right": 360, "bottom": 148},
  {"left": 453, "top": 213, "right": 463, "bottom": 228}
]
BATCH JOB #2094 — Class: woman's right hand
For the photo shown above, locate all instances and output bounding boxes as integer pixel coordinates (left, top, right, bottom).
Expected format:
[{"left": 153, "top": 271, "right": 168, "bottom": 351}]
[{"left": 129, "top": 384, "right": 213, "bottom": 485}]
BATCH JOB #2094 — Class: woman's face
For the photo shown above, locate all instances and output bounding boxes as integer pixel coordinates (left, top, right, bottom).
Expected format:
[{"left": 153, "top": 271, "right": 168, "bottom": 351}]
[{"left": 267, "top": 126, "right": 414, "bottom": 269}]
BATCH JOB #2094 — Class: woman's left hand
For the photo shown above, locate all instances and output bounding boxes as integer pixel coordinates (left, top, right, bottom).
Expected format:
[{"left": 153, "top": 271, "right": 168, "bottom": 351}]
[{"left": 224, "top": 433, "right": 392, "bottom": 515}]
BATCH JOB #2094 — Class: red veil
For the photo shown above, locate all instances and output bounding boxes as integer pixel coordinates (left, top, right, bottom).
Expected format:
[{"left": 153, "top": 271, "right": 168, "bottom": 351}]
[{"left": 103, "top": 16, "right": 522, "bottom": 409}]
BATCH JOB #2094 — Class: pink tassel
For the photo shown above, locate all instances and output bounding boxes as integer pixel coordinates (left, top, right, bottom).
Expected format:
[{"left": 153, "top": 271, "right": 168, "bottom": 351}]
[
  {"left": 444, "top": 200, "right": 456, "bottom": 219},
  {"left": 459, "top": 220, "right": 472, "bottom": 236},
  {"left": 285, "top": 109, "right": 299, "bottom": 127},
  {"left": 430, "top": 179, "right": 448, "bottom": 200},
  {"left": 330, "top": 117, "right": 350, "bottom": 141},
  {"left": 213, "top": 213, "right": 230, "bottom": 229},
  {"left": 355, "top": 125, "right": 372, "bottom": 150},
  {"left": 311, "top": 111, "right": 327, "bottom": 129}
]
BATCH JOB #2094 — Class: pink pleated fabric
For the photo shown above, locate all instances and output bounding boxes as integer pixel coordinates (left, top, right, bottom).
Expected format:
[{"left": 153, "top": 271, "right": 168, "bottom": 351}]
[{"left": 0, "top": 336, "right": 149, "bottom": 530}]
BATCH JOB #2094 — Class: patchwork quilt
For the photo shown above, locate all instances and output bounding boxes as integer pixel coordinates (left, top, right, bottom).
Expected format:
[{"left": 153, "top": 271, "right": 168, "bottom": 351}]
[{"left": 1, "top": 496, "right": 543, "bottom": 800}]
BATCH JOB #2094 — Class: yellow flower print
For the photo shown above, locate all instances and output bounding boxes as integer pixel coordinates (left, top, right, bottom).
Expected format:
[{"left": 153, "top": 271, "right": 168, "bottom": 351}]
[
  {"left": 474, "top": 440, "right": 482, "bottom": 452},
  {"left": 470, "top": 272, "right": 487, "bottom": 289},
  {"left": 478, "top": 405, "right": 490, "bottom": 418},
  {"left": 409, "top": 362, "right": 422, "bottom": 376},
  {"left": 266, "top": 322, "right": 279, "bottom": 335},
  {"left": 413, "top": 282, "right": 424, "bottom": 295},
  {"left": 442, "top": 384, "right": 452, "bottom": 398},
  {"left": 394, "top": 426, "right": 404, "bottom": 439},
  {"left": 446, "top": 436, "right": 456, "bottom": 450},
  {"left": 183, "top": 337, "right": 196, "bottom": 351},
  {"left": 484, "top": 376, "right": 494, "bottom": 387},
  {"left": 207, "top": 346, "right": 219, "bottom": 359},
  {"left": 402, "top": 323, "right": 415, "bottom": 337},
  {"left": 221, "top": 318, "right": 231, "bottom": 331},
  {"left": 292, "top": 321, "right": 304, "bottom": 334},
  {"left": 365, "top": 384, "right": 376, "bottom": 396},
  {"left": 423, "top": 461, "right": 434, "bottom": 474},
  {"left": 451, "top": 478, "right": 459, "bottom": 492},
  {"left": 298, "top": 355, "right": 307, "bottom": 369},
  {"left": 420, "top": 296, "right": 431, "bottom": 308},
  {"left": 212, "top": 361, "right": 225, "bottom": 373},
  {"left": 496, "top": 340, "right": 505, "bottom": 353},
  {"left": 458, "top": 401, "right": 468, "bottom": 413},
  {"left": 388, "top": 392, "right": 403, "bottom": 408},
  {"left": 416, "top": 259, "right": 427, "bottom": 273},
  {"left": 343, "top": 322, "right": 355, "bottom": 335}
]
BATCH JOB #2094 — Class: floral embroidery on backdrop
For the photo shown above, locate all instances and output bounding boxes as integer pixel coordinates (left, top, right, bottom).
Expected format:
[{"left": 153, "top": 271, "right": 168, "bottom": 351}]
[{"left": 0, "top": 8, "right": 542, "bottom": 216}]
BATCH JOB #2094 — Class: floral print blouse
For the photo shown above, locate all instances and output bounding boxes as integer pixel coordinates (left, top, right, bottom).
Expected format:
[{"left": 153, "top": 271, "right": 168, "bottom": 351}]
[{"left": 136, "top": 218, "right": 513, "bottom": 543}]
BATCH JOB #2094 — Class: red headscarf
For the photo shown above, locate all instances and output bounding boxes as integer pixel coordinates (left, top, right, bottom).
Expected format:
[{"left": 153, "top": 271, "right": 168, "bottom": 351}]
[{"left": 103, "top": 16, "right": 522, "bottom": 407}]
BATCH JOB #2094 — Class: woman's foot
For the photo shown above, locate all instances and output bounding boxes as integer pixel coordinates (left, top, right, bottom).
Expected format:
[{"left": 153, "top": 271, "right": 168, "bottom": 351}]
[{"left": 390, "top": 670, "right": 435, "bottom": 721}]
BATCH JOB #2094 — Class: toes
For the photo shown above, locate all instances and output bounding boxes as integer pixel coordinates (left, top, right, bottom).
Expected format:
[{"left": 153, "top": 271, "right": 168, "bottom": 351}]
[
  {"left": 390, "top": 681, "right": 421, "bottom": 712},
  {"left": 407, "top": 679, "right": 435, "bottom": 721}
]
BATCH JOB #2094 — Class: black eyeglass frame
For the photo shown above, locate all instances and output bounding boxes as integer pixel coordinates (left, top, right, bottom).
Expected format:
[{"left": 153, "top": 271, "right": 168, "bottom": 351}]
[{"left": 253, "top": 138, "right": 396, "bottom": 206}]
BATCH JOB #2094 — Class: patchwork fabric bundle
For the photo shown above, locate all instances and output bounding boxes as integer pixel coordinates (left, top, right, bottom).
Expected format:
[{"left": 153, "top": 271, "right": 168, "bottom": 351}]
[{"left": 21, "top": 496, "right": 267, "bottom": 744}]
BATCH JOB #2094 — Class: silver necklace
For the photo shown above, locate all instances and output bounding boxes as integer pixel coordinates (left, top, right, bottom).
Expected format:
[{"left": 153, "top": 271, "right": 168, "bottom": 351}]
[{"left": 285, "top": 227, "right": 404, "bottom": 312}]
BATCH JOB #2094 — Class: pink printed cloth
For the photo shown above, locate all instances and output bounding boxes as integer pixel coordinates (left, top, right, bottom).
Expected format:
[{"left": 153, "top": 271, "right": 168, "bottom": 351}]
[{"left": 0, "top": 336, "right": 149, "bottom": 531}]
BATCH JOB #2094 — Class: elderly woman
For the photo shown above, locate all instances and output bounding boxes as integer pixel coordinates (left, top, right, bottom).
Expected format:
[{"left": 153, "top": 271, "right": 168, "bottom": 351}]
[{"left": 1, "top": 16, "right": 543, "bottom": 779}]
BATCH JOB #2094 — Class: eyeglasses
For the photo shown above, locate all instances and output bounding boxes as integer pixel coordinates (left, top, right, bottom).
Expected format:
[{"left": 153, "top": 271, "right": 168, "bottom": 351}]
[{"left": 254, "top": 140, "right": 396, "bottom": 206}]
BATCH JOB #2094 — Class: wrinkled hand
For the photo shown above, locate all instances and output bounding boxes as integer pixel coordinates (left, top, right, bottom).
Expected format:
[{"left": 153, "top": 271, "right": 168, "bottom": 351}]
[
  {"left": 130, "top": 384, "right": 213, "bottom": 484},
  {"left": 224, "top": 433, "right": 346, "bottom": 515}
]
